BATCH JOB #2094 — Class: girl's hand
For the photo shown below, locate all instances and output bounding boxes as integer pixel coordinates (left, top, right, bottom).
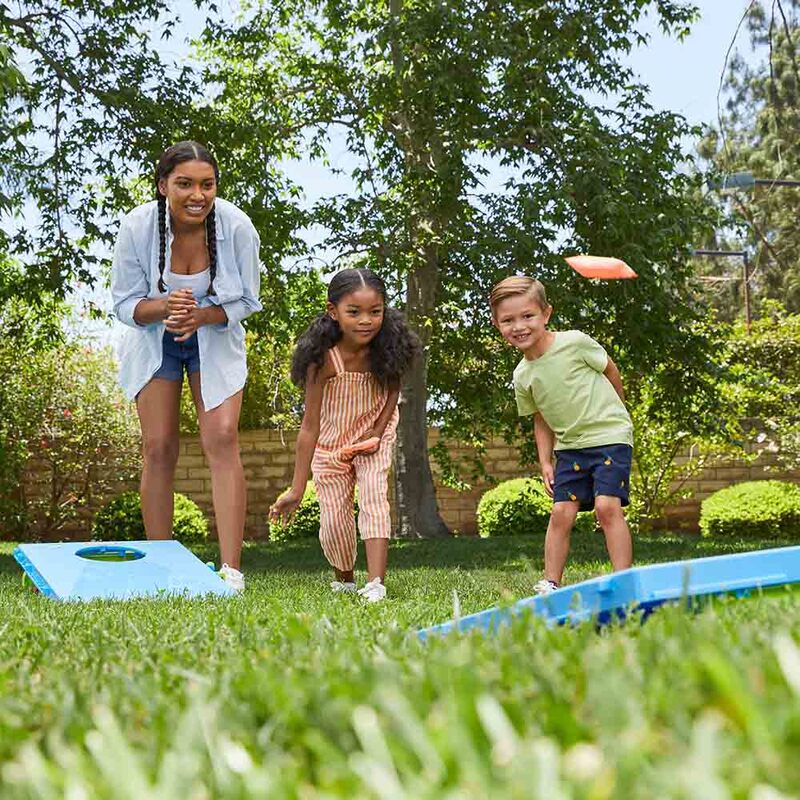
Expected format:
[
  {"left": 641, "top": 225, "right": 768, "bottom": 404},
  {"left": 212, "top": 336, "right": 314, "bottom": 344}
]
[
  {"left": 269, "top": 489, "right": 303, "bottom": 525},
  {"left": 340, "top": 430, "right": 381, "bottom": 460},
  {"left": 541, "top": 462, "right": 555, "bottom": 497}
]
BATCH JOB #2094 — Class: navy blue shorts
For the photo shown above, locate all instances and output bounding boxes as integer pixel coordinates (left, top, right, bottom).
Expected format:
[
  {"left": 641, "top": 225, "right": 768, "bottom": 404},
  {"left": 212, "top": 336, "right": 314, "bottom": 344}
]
[
  {"left": 553, "top": 444, "right": 632, "bottom": 511},
  {"left": 152, "top": 330, "right": 200, "bottom": 382}
]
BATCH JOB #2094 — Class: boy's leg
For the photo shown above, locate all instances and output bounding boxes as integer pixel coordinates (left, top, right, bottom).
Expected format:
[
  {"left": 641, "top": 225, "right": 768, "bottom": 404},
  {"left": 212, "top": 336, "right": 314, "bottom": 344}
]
[
  {"left": 594, "top": 496, "right": 632, "bottom": 571},
  {"left": 544, "top": 501, "right": 580, "bottom": 584}
]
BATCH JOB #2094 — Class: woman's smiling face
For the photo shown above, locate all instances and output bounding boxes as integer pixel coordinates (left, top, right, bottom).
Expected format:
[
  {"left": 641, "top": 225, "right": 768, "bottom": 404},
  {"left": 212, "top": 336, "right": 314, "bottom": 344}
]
[{"left": 159, "top": 159, "right": 217, "bottom": 228}]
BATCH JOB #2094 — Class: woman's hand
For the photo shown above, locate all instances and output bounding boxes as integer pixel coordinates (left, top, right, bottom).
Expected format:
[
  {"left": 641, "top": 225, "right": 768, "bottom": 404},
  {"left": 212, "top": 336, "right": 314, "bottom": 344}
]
[
  {"left": 269, "top": 489, "right": 303, "bottom": 525},
  {"left": 166, "top": 288, "right": 196, "bottom": 317}
]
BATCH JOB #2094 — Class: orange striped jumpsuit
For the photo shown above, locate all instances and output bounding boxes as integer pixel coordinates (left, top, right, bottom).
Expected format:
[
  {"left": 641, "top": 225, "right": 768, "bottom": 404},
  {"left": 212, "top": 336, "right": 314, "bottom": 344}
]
[{"left": 311, "top": 345, "right": 398, "bottom": 572}]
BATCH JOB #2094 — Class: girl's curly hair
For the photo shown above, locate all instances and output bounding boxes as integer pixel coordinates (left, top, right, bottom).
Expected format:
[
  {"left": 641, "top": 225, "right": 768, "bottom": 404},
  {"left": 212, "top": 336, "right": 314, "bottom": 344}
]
[{"left": 291, "top": 268, "right": 420, "bottom": 388}]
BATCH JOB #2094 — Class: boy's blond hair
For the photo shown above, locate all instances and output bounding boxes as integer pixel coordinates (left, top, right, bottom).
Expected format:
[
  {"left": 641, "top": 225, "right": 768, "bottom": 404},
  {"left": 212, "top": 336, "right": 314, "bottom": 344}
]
[{"left": 489, "top": 276, "right": 549, "bottom": 318}]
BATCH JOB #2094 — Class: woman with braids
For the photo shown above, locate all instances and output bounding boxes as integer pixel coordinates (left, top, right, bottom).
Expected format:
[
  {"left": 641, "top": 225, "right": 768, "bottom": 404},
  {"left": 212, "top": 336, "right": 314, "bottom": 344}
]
[
  {"left": 269, "top": 268, "right": 420, "bottom": 602},
  {"left": 111, "top": 141, "right": 261, "bottom": 592}
]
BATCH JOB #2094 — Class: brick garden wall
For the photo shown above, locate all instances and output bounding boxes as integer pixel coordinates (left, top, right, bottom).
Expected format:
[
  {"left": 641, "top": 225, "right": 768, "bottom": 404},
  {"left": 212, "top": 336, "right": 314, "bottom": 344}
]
[
  {"left": 171, "top": 429, "right": 799, "bottom": 539},
  {"left": 21, "top": 428, "right": 799, "bottom": 540}
]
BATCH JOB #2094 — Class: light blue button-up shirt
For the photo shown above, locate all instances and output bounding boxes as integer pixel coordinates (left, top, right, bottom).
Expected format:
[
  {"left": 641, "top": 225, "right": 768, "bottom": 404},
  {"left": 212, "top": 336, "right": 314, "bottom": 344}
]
[{"left": 111, "top": 198, "right": 263, "bottom": 410}]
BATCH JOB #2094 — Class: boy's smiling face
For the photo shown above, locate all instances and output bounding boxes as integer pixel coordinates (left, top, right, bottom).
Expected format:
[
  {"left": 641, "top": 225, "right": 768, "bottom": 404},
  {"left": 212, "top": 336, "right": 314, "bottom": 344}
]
[{"left": 493, "top": 293, "right": 552, "bottom": 354}]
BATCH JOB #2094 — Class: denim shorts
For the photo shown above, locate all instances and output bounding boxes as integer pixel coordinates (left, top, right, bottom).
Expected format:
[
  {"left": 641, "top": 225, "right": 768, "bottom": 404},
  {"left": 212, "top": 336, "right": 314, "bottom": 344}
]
[
  {"left": 152, "top": 330, "right": 201, "bottom": 381},
  {"left": 553, "top": 444, "right": 632, "bottom": 511}
]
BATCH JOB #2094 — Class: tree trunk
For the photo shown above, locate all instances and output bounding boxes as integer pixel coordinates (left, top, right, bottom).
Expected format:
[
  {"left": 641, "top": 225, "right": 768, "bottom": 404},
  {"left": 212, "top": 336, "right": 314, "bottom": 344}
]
[{"left": 394, "top": 253, "right": 450, "bottom": 539}]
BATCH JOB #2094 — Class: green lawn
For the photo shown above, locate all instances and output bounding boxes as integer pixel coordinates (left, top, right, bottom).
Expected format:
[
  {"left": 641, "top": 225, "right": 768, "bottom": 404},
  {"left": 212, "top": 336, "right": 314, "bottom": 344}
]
[{"left": 1, "top": 533, "right": 800, "bottom": 798}]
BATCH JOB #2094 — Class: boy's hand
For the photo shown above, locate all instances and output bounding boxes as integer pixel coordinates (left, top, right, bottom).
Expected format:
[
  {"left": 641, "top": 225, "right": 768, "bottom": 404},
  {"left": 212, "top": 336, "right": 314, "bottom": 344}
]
[
  {"left": 541, "top": 462, "right": 554, "bottom": 497},
  {"left": 269, "top": 489, "right": 303, "bottom": 525}
]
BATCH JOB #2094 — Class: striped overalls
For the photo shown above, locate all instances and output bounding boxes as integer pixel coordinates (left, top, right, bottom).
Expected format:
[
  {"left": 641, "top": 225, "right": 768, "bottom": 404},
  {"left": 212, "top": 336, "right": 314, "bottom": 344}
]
[{"left": 311, "top": 346, "right": 398, "bottom": 572}]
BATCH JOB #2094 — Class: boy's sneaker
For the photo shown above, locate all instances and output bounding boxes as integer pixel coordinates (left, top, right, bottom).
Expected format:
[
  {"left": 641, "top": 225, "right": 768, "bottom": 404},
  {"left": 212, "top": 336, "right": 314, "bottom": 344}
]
[
  {"left": 218, "top": 564, "right": 245, "bottom": 593},
  {"left": 533, "top": 579, "right": 559, "bottom": 596},
  {"left": 357, "top": 577, "right": 387, "bottom": 603},
  {"left": 331, "top": 581, "right": 357, "bottom": 594}
]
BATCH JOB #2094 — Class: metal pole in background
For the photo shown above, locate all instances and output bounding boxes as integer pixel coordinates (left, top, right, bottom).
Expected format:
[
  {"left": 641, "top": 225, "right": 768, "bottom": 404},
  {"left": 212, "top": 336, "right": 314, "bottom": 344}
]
[{"left": 692, "top": 248, "right": 752, "bottom": 334}]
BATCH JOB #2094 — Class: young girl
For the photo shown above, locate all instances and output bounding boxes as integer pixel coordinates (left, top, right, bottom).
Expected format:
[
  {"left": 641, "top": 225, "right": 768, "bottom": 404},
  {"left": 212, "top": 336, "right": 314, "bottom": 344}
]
[
  {"left": 111, "top": 141, "right": 262, "bottom": 591},
  {"left": 269, "top": 268, "right": 419, "bottom": 602}
]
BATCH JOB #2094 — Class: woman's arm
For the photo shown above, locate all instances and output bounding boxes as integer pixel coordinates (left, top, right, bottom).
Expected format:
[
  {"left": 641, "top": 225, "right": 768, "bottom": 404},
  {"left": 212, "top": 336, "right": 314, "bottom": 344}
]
[
  {"left": 111, "top": 221, "right": 160, "bottom": 327},
  {"left": 210, "top": 222, "right": 263, "bottom": 327}
]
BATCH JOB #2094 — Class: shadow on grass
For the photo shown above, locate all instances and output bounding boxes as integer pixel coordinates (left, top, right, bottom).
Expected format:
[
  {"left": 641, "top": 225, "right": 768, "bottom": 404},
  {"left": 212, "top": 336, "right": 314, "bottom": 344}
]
[{"left": 233, "top": 532, "right": 797, "bottom": 575}]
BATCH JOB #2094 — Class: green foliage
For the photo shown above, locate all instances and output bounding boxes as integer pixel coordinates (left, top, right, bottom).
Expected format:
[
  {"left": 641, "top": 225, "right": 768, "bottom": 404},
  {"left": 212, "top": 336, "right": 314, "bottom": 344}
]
[
  {"left": 0, "top": 327, "right": 141, "bottom": 539},
  {"left": 726, "top": 303, "right": 800, "bottom": 470},
  {"left": 700, "top": 480, "right": 800, "bottom": 539},
  {"left": 2, "top": 535, "right": 800, "bottom": 796},
  {"left": 267, "top": 482, "right": 321, "bottom": 542},
  {"left": 477, "top": 477, "right": 594, "bottom": 538},
  {"left": 201, "top": 0, "right": 716, "bottom": 536},
  {"left": 698, "top": 1, "right": 800, "bottom": 315},
  {"left": 92, "top": 491, "right": 208, "bottom": 546}
]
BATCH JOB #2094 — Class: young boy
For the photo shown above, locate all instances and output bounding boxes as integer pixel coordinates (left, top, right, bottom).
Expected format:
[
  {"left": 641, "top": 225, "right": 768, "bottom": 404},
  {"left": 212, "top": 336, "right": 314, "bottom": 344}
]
[{"left": 490, "top": 276, "right": 633, "bottom": 594}]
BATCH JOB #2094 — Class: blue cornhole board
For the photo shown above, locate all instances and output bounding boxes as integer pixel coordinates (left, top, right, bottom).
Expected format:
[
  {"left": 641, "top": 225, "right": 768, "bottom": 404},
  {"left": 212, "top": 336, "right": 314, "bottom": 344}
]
[
  {"left": 13, "top": 540, "right": 236, "bottom": 601},
  {"left": 418, "top": 545, "right": 800, "bottom": 641}
]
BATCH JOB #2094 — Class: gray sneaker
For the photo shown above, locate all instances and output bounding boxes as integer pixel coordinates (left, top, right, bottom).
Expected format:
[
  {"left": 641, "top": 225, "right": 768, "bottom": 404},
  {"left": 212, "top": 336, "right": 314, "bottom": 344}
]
[{"left": 533, "top": 579, "right": 559, "bottom": 596}]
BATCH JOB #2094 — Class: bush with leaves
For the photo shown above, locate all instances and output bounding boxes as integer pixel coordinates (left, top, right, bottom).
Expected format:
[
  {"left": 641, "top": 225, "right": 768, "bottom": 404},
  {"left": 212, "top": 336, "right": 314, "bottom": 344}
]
[
  {"left": 92, "top": 491, "right": 208, "bottom": 546},
  {"left": 0, "top": 326, "right": 141, "bottom": 539},
  {"left": 477, "top": 477, "right": 595, "bottom": 538},
  {"left": 699, "top": 480, "right": 800, "bottom": 540},
  {"left": 726, "top": 304, "right": 800, "bottom": 472}
]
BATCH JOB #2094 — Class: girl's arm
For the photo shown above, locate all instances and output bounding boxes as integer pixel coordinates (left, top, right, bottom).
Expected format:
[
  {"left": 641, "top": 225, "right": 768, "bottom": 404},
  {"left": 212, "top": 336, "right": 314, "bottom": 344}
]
[
  {"left": 352, "top": 380, "right": 400, "bottom": 455},
  {"left": 269, "top": 360, "right": 331, "bottom": 522},
  {"left": 603, "top": 357, "right": 626, "bottom": 403},
  {"left": 534, "top": 412, "right": 556, "bottom": 497}
]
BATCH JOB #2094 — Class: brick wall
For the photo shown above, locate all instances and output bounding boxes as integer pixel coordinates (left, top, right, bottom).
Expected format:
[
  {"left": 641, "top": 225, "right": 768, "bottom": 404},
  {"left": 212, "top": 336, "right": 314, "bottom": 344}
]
[
  {"left": 20, "top": 428, "right": 800, "bottom": 540},
  {"left": 170, "top": 429, "right": 799, "bottom": 539}
]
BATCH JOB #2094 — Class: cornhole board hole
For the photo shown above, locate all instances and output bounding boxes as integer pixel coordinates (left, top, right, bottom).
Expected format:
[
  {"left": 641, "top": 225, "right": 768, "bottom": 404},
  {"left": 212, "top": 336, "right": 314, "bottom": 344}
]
[
  {"left": 417, "top": 545, "right": 800, "bottom": 641},
  {"left": 13, "top": 540, "right": 236, "bottom": 601}
]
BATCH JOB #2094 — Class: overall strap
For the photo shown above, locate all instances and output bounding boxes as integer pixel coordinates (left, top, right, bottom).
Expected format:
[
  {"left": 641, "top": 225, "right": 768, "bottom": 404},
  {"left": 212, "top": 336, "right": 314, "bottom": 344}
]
[{"left": 329, "top": 345, "right": 346, "bottom": 375}]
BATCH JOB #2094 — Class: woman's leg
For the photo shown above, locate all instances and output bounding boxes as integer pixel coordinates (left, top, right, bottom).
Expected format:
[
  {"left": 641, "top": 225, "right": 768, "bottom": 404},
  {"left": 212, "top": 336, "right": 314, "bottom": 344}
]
[
  {"left": 189, "top": 376, "right": 246, "bottom": 569},
  {"left": 135, "top": 378, "right": 182, "bottom": 539}
]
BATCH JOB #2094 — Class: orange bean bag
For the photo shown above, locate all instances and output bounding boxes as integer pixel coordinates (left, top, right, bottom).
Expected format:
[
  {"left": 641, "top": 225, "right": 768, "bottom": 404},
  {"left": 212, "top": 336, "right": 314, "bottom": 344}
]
[{"left": 565, "top": 255, "right": 637, "bottom": 279}]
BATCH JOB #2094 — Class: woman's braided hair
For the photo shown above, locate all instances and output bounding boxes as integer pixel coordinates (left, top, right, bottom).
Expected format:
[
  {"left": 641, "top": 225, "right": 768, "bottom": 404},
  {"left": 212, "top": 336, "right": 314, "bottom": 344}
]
[{"left": 155, "top": 141, "right": 220, "bottom": 294}]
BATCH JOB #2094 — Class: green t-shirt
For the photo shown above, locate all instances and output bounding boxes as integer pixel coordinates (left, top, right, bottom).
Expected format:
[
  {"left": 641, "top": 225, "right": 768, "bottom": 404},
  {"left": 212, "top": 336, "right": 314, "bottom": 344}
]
[{"left": 513, "top": 330, "right": 633, "bottom": 450}]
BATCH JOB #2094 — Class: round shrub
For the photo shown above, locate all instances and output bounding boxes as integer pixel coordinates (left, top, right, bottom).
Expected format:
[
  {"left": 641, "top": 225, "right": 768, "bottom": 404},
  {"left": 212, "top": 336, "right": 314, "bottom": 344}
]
[
  {"left": 699, "top": 480, "right": 800, "bottom": 539},
  {"left": 268, "top": 482, "right": 359, "bottom": 542},
  {"left": 92, "top": 490, "right": 209, "bottom": 546},
  {"left": 477, "top": 477, "right": 596, "bottom": 538}
]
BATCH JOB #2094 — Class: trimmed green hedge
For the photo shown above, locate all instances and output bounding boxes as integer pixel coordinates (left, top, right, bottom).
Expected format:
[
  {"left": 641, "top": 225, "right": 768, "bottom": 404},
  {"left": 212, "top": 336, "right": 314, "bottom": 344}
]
[
  {"left": 700, "top": 480, "right": 800, "bottom": 539},
  {"left": 477, "top": 477, "right": 595, "bottom": 538},
  {"left": 92, "top": 491, "right": 209, "bottom": 546}
]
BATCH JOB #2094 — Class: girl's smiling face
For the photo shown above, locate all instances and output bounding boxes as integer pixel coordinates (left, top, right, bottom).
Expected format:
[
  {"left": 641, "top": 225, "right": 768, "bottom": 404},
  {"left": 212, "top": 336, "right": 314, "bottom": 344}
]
[
  {"left": 158, "top": 159, "right": 217, "bottom": 228},
  {"left": 328, "top": 286, "right": 385, "bottom": 347}
]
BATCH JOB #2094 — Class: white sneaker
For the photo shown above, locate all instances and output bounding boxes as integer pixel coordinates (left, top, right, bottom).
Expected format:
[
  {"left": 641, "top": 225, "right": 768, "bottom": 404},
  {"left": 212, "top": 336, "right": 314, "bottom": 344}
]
[
  {"left": 357, "top": 577, "right": 387, "bottom": 603},
  {"left": 331, "top": 581, "right": 357, "bottom": 594},
  {"left": 533, "top": 579, "right": 559, "bottom": 596},
  {"left": 218, "top": 564, "right": 245, "bottom": 593}
]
